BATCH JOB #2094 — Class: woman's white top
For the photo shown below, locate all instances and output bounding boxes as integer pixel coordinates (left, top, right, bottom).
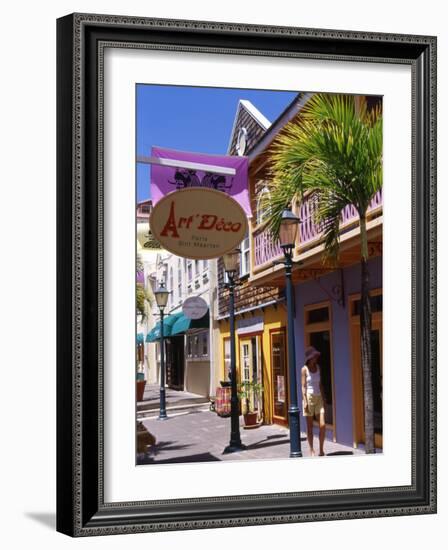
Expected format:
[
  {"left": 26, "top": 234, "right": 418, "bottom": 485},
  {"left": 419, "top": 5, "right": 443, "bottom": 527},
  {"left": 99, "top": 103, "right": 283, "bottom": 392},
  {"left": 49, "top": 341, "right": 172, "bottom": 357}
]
[{"left": 304, "top": 365, "right": 321, "bottom": 395}]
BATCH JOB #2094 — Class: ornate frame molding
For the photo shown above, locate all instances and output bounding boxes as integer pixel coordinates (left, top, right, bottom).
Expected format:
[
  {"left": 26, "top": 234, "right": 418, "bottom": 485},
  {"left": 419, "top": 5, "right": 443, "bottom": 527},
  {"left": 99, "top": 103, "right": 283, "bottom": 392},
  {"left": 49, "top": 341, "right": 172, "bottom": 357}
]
[{"left": 57, "top": 13, "right": 437, "bottom": 537}]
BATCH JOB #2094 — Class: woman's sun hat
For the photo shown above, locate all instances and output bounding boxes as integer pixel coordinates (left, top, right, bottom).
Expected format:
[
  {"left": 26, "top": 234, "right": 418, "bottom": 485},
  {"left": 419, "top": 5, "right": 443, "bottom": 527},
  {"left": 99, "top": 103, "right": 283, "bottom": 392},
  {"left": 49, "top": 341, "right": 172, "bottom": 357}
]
[{"left": 305, "top": 346, "right": 320, "bottom": 362}]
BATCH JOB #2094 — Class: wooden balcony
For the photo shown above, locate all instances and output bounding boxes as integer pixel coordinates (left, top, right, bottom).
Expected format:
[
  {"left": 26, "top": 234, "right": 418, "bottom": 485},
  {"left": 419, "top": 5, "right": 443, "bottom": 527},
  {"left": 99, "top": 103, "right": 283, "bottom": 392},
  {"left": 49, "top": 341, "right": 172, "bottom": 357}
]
[
  {"left": 250, "top": 189, "right": 383, "bottom": 283},
  {"left": 253, "top": 224, "right": 283, "bottom": 270}
]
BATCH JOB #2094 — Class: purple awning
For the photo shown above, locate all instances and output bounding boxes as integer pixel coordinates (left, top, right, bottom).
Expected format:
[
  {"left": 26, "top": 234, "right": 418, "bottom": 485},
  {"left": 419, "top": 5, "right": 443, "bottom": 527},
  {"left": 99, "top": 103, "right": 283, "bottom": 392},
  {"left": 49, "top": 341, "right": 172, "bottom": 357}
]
[{"left": 151, "top": 146, "right": 251, "bottom": 216}]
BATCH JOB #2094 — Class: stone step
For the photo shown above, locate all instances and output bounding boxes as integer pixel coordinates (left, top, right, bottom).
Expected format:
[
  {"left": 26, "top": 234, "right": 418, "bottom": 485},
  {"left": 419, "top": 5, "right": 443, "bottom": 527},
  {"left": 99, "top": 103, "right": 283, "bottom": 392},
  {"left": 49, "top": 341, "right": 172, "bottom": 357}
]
[
  {"left": 137, "top": 396, "right": 209, "bottom": 411},
  {"left": 137, "top": 401, "right": 211, "bottom": 419}
]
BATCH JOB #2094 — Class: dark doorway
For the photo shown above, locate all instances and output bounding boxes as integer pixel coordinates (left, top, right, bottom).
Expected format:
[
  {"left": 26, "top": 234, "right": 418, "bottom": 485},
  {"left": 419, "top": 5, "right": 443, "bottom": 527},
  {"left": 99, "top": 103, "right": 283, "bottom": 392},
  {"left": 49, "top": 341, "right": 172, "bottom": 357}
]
[
  {"left": 309, "top": 330, "right": 333, "bottom": 425},
  {"left": 166, "top": 335, "right": 185, "bottom": 390}
]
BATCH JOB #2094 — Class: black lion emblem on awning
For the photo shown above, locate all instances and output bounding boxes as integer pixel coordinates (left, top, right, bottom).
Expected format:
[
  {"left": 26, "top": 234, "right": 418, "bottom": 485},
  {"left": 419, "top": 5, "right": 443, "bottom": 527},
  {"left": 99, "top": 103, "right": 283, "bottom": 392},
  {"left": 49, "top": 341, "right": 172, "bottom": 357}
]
[{"left": 169, "top": 169, "right": 233, "bottom": 192}]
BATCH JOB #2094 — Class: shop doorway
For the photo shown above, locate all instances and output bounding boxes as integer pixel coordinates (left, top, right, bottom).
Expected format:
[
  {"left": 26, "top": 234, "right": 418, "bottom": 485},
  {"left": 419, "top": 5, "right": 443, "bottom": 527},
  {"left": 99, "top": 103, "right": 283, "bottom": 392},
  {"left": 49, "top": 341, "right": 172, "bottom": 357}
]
[
  {"left": 270, "top": 329, "right": 288, "bottom": 426},
  {"left": 304, "top": 302, "right": 335, "bottom": 433},
  {"left": 239, "top": 335, "right": 263, "bottom": 419},
  {"left": 165, "top": 335, "right": 185, "bottom": 390}
]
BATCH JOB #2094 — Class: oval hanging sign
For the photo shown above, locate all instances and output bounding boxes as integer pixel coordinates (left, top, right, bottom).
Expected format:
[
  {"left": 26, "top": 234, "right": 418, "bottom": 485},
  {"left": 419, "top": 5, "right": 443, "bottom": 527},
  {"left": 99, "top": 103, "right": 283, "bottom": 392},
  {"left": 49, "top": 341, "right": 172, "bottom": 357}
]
[
  {"left": 149, "top": 188, "right": 248, "bottom": 260},
  {"left": 182, "top": 296, "right": 208, "bottom": 320}
]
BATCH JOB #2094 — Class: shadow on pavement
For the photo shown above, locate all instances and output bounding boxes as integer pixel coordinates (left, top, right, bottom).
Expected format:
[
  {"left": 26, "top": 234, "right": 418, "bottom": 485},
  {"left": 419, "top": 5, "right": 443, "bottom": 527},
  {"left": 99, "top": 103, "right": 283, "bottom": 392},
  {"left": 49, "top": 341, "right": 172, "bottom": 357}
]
[
  {"left": 325, "top": 451, "right": 354, "bottom": 456},
  {"left": 153, "top": 441, "right": 193, "bottom": 453},
  {"left": 245, "top": 439, "right": 290, "bottom": 451},
  {"left": 243, "top": 431, "right": 306, "bottom": 451},
  {"left": 138, "top": 452, "right": 220, "bottom": 465}
]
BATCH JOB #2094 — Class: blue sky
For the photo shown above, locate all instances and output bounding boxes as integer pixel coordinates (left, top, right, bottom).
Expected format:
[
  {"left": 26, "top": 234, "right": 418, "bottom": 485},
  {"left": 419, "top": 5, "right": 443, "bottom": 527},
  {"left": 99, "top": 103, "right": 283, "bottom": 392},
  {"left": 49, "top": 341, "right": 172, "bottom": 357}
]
[{"left": 136, "top": 85, "right": 298, "bottom": 202}]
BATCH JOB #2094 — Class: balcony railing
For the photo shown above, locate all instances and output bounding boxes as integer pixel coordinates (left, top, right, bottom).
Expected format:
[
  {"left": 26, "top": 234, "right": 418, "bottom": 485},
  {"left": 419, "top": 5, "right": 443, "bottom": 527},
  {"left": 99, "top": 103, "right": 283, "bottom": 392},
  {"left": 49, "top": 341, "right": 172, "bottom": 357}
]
[
  {"left": 253, "top": 226, "right": 283, "bottom": 269},
  {"left": 252, "top": 189, "right": 383, "bottom": 271}
]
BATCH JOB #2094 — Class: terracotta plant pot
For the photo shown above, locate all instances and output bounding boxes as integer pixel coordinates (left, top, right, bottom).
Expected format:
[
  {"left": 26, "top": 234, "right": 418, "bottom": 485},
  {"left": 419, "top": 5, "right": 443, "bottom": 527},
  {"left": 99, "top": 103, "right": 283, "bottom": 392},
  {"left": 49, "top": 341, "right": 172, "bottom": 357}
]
[
  {"left": 243, "top": 411, "right": 259, "bottom": 427},
  {"left": 136, "top": 379, "right": 146, "bottom": 402}
]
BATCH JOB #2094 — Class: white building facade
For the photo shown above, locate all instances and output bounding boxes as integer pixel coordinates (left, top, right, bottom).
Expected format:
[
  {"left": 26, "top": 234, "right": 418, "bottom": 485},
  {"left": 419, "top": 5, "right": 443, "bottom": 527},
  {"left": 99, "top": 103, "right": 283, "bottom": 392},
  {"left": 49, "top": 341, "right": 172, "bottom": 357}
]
[{"left": 149, "top": 252, "right": 218, "bottom": 398}]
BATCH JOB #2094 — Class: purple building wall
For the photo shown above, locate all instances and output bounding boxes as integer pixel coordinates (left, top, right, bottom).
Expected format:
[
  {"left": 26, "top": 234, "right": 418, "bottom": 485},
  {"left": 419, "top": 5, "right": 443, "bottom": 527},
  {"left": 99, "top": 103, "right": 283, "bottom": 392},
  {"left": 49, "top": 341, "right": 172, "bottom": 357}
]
[{"left": 294, "top": 256, "right": 382, "bottom": 447}]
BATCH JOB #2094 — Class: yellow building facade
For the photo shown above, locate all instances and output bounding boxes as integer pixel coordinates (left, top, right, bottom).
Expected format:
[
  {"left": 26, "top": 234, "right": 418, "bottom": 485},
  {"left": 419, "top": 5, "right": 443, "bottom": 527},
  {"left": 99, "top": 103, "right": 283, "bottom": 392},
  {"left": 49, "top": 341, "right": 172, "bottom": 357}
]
[{"left": 216, "top": 303, "right": 288, "bottom": 426}]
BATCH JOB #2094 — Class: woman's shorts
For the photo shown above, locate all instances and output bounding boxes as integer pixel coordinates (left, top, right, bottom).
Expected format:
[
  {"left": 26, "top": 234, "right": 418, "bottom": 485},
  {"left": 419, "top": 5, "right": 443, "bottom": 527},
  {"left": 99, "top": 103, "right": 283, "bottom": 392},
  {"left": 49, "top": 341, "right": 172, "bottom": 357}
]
[{"left": 303, "top": 393, "right": 324, "bottom": 417}]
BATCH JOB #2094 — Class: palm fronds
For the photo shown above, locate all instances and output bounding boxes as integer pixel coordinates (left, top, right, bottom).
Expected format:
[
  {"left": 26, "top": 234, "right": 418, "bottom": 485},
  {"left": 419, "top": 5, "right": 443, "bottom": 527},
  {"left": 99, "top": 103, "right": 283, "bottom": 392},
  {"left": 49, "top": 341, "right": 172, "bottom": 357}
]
[
  {"left": 266, "top": 93, "right": 382, "bottom": 262},
  {"left": 136, "top": 282, "right": 147, "bottom": 320}
]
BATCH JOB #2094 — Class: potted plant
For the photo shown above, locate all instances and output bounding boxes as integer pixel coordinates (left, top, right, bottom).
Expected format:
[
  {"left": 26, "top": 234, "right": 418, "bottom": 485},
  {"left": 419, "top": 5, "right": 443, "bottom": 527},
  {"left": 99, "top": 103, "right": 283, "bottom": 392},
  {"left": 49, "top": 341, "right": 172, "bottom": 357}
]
[{"left": 238, "top": 381, "right": 264, "bottom": 428}]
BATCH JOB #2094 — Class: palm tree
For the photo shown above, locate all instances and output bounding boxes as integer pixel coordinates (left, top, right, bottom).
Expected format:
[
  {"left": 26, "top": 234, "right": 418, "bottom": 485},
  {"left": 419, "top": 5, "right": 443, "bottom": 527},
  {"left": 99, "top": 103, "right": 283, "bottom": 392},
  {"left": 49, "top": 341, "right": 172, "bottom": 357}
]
[
  {"left": 136, "top": 253, "right": 154, "bottom": 320},
  {"left": 136, "top": 282, "right": 147, "bottom": 320},
  {"left": 266, "top": 93, "right": 382, "bottom": 453}
]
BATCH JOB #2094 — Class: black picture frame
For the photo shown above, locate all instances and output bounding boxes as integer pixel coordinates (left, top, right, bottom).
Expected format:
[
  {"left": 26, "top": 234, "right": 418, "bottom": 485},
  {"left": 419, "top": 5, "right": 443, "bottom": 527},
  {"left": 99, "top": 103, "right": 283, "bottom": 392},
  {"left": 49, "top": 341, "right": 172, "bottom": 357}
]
[{"left": 56, "top": 13, "right": 437, "bottom": 537}]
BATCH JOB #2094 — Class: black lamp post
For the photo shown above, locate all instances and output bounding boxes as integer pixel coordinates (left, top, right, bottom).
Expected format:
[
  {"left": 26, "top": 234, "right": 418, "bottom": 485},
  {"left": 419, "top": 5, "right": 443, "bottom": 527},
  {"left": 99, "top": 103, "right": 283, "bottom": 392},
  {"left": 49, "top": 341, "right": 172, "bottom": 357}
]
[
  {"left": 278, "top": 206, "right": 302, "bottom": 458},
  {"left": 154, "top": 282, "right": 170, "bottom": 420},
  {"left": 222, "top": 248, "right": 245, "bottom": 454}
]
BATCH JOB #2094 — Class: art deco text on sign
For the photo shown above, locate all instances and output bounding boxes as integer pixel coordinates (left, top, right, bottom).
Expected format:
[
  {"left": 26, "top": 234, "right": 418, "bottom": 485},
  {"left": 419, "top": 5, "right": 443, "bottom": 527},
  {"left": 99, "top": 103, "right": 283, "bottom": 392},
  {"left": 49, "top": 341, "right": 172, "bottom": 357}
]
[{"left": 149, "top": 188, "right": 248, "bottom": 260}]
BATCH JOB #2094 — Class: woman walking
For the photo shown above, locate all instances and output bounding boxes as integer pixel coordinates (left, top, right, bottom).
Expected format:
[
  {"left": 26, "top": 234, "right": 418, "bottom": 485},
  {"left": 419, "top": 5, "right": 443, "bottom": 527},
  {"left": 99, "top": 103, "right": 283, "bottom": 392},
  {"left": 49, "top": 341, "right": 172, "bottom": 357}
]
[{"left": 301, "top": 346, "right": 326, "bottom": 456}]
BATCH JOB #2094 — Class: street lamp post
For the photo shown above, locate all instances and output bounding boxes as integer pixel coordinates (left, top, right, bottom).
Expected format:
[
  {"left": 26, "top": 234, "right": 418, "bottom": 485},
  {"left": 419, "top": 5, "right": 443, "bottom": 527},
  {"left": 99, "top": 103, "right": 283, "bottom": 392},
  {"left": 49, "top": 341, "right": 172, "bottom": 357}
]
[
  {"left": 222, "top": 248, "right": 245, "bottom": 454},
  {"left": 278, "top": 207, "right": 302, "bottom": 458},
  {"left": 154, "top": 282, "right": 170, "bottom": 420}
]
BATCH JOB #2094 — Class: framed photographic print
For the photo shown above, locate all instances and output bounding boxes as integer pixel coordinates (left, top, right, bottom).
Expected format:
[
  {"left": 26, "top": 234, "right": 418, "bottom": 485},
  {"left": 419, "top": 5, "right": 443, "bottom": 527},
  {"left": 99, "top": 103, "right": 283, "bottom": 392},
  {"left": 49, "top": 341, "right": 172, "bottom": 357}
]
[{"left": 56, "top": 13, "right": 437, "bottom": 537}]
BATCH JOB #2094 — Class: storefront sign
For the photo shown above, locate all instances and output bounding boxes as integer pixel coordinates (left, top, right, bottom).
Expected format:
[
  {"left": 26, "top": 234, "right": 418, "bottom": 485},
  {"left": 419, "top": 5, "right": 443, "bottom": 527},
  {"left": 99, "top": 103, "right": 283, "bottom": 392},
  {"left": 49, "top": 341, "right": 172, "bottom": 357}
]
[
  {"left": 236, "top": 316, "right": 264, "bottom": 335},
  {"left": 182, "top": 296, "right": 208, "bottom": 320},
  {"left": 150, "top": 188, "right": 248, "bottom": 259},
  {"left": 137, "top": 222, "right": 161, "bottom": 250}
]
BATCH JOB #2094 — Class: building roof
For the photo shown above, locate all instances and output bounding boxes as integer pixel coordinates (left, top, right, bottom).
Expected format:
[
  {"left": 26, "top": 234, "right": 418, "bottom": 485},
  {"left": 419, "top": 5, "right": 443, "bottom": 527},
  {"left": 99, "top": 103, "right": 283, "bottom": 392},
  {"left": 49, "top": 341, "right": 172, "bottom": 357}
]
[
  {"left": 227, "top": 100, "right": 271, "bottom": 155},
  {"left": 137, "top": 198, "right": 152, "bottom": 207},
  {"left": 247, "top": 92, "right": 310, "bottom": 162}
]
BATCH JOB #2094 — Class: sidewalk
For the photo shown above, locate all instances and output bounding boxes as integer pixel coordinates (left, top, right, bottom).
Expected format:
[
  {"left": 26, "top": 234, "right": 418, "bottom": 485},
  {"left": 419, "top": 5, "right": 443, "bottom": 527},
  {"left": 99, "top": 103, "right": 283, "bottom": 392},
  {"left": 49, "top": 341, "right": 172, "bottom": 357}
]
[
  {"left": 137, "top": 406, "right": 363, "bottom": 464},
  {"left": 137, "top": 384, "right": 209, "bottom": 418}
]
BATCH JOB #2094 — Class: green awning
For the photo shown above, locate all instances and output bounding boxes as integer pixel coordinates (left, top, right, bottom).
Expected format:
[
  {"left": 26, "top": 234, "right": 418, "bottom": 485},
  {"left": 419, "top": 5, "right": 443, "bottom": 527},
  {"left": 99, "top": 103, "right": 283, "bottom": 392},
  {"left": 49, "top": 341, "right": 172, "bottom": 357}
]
[
  {"left": 171, "top": 311, "right": 209, "bottom": 336},
  {"left": 146, "top": 311, "right": 210, "bottom": 342},
  {"left": 145, "top": 312, "right": 183, "bottom": 342}
]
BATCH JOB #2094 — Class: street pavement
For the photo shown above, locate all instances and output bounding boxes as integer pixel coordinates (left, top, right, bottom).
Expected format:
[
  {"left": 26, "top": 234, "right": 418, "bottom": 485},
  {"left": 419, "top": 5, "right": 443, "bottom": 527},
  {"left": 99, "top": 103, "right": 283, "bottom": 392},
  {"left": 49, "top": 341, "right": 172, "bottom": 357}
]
[{"left": 137, "top": 403, "right": 363, "bottom": 465}]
